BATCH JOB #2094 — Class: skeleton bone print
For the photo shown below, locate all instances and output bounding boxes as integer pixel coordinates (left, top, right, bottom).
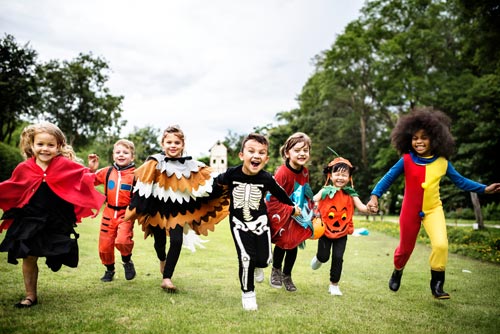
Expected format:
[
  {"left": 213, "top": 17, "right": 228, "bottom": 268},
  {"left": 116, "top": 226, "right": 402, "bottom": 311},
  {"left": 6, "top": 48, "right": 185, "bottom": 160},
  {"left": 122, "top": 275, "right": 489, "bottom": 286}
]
[{"left": 232, "top": 181, "right": 264, "bottom": 221}]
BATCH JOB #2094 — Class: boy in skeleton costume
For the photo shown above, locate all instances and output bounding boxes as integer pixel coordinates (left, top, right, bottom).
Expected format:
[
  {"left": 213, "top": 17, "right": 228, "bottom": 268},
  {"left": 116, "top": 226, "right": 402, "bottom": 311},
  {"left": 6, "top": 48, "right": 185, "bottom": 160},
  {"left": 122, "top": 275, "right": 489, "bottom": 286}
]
[{"left": 216, "top": 133, "right": 300, "bottom": 311}]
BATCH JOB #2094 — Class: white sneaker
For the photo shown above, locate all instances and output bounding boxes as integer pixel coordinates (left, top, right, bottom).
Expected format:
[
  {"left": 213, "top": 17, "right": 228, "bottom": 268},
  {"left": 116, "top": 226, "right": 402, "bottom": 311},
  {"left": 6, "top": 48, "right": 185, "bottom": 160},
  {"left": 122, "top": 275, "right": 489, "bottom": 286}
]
[
  {"left": 254, "top": 268, "right": 264, "bottom": 283},
  {"left": 329, "top": 284, "right": 343, "bottom": 296},
  {"left": 311, "top": 256, "right": 322, "bottom": 270},
  {"left": 242, "top": 291, "right": 258, "bottom": 311}
]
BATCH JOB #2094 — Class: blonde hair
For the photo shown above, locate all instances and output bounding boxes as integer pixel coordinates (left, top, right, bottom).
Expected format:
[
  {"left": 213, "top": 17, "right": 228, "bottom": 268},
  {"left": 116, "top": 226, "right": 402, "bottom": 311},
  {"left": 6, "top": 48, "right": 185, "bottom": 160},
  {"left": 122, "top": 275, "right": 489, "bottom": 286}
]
[
  {"left": 161, "top": 125, "right": 185, "bottom": 155},
  {"left": 279, "top": 132, "right": 311, "bottom": 160},
  {"left": 114, "top": 138, "right": 135, "bottom": 157},
  {"left": 19, "top": 122, "right": 77, "bottom": 161}
]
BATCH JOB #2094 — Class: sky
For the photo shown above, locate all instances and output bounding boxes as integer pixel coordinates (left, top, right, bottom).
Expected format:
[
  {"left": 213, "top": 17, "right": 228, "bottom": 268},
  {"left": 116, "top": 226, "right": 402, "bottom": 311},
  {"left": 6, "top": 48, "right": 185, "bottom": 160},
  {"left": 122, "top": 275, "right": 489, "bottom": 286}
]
[{"left": 1, "top": 0, "right": 365, "bottom": 157}]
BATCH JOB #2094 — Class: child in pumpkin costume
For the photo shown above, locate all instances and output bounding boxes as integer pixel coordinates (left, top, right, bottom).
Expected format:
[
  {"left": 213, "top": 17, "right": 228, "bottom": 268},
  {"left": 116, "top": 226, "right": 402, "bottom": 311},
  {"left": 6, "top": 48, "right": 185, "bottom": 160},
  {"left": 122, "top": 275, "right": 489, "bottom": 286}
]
[
  {"left": 366, "top": 108, "right": 500, "bottom": 299},
  {"left": 310, "top": 157, "right": 369, "bottom": 296}
]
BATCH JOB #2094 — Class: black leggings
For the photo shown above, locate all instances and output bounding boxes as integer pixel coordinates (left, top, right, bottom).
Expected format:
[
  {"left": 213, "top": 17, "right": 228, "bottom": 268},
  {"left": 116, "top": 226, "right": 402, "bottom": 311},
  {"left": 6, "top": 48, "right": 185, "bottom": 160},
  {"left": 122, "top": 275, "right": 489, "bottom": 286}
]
[
  {"left": 151, "top": 224, "right": 183, "bottom": 279},
  {"left": 230, "top": 221, "right": 272, "bottom": 293},
  {"left": 272, "top": 245, "right": 298, "bottom": 276},
  {"left": 316, "top": 235, "right": 347, "bottom": 284}
]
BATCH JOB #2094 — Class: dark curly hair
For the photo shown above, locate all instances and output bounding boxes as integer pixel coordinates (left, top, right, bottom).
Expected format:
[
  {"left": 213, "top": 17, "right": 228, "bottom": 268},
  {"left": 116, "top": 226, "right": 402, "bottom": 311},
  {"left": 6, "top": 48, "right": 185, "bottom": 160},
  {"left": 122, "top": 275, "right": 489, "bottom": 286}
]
[{"left": 391, "top": 107, "right": 455, "bottom": 159}]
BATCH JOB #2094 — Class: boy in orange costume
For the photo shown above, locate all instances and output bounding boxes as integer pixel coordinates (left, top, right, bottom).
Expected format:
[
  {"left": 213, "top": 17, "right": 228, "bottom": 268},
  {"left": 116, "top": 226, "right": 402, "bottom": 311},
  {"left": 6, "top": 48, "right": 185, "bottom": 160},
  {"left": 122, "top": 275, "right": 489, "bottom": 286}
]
[{"left": 88, "top": 139, "right": 136, "bottom": 282}]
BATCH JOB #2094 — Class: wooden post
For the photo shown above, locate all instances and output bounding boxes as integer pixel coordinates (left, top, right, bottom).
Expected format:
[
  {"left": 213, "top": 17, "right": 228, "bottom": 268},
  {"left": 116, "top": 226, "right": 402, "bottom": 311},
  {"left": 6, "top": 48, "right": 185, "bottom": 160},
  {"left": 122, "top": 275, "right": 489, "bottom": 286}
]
[{"left": 470, "top": 192, "right": 484, "bottom": 230}]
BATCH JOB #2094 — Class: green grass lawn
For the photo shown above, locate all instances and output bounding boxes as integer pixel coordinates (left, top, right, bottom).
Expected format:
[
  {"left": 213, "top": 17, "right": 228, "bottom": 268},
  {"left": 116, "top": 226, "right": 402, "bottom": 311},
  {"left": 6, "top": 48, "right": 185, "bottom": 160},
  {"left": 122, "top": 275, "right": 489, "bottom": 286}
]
[{"left": 1, "top": 215, "right": 499, "bottom": 334}]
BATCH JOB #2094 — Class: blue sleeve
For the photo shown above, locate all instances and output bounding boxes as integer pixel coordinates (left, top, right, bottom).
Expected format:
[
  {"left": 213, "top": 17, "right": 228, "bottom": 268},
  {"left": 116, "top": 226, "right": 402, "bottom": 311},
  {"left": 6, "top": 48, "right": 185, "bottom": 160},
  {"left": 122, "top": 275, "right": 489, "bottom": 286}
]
[
  {"left": 371, "top": 158, "right": 404, "bottom": 197},
  {"left": 446, "top": 162, "right": 486, "bottom": 193}
]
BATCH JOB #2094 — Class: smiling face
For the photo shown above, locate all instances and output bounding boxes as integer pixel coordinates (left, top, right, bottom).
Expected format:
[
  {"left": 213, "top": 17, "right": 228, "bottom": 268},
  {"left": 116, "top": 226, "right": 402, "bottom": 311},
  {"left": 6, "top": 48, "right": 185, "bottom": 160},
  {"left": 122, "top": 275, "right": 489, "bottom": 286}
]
[
  {"left": 161, "top": 133, "right": 184, "bottom": 158},
  {"left": 239, "top": 139, "right": 269, "bottom": 175},
  {"left": 285, "top": 141, "right": 310, "bottom": 170},
  {"left": 113, "top": 143, "right": 134, "bottom": 167},
  {"left": 330, "top": 169, "right": 350, "bottom": 188},
  {"left": 412, "top": 129, "right": 432, "bottom": 157},
  {"left": 32, "top": 132, "right": 59, "bottom": 169}
]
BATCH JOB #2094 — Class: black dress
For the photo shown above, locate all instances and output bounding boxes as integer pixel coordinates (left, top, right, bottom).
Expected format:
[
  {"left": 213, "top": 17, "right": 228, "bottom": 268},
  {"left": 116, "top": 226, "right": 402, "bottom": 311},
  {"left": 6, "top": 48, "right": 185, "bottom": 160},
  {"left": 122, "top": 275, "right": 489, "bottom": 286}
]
[{"left": 0, "top": 182, "right": 79, "bottom": 272}]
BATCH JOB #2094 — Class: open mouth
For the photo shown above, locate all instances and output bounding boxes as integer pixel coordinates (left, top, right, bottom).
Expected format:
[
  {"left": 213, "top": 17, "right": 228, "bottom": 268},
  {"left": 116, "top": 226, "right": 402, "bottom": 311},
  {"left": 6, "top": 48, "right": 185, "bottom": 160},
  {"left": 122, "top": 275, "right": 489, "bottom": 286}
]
[{"left": 250, "top": 161, "right": 260, "bottom": 168}]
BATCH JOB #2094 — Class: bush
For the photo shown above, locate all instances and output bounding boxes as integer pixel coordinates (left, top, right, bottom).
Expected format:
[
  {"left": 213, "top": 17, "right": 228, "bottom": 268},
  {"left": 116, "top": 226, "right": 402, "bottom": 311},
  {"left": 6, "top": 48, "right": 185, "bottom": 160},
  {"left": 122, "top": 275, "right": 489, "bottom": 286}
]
[
  {"left": 0, "top": 142, "right": 23, "bottom": 181},
  {"left": 446, "top": 207, "right": 476, "bottom": 220},
  {"left": 357, "top": 218, "right": 500, "bottom": 264},
  {"left": 483, "top": 202, "right": 500, "bottom": 221}
]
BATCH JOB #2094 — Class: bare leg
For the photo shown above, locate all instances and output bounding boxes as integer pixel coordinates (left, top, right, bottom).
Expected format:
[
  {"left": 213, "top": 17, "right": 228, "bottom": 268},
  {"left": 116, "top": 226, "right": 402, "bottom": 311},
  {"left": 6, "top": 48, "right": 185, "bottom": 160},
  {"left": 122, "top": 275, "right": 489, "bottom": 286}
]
[{"left": 20, "top": 256, "right": 39, "bottom": 305}]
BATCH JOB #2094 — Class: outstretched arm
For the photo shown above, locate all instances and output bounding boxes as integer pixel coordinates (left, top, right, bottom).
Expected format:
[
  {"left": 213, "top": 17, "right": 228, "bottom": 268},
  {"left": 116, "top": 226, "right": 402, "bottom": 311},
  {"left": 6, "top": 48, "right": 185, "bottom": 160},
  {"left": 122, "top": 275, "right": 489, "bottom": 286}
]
[{"left": 353, "top": 196, "right": 370, "bottom": 214}]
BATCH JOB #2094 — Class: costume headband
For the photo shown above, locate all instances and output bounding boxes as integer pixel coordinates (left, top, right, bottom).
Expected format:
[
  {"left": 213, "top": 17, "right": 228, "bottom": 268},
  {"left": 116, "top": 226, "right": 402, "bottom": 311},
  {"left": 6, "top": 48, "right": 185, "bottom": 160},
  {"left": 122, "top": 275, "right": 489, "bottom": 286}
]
[
  {"left": 327, "top": 157, "right": 353, "bottom": 169},
  {"left": 325, "top": 147, "right": 354, "bottom": 188}
]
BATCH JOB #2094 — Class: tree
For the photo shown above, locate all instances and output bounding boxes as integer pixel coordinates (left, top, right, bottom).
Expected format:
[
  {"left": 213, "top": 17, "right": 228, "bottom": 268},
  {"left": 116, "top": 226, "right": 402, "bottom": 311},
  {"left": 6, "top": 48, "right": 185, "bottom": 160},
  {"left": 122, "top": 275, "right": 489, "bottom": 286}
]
[
  {"left": 270, "top": 0, "right": 500, "bottom": 214},
  {"left": 126, "top": 125, "right": 162, "bottom": 165},
  {"left": 221, "top": 130, "right": 246, "bottom": 168},
  {"left": 0, "top": 34, "right": 39, "bottom": 143},
  {"left": 36, "top": 53, "right": 125, "bottom": 147}
]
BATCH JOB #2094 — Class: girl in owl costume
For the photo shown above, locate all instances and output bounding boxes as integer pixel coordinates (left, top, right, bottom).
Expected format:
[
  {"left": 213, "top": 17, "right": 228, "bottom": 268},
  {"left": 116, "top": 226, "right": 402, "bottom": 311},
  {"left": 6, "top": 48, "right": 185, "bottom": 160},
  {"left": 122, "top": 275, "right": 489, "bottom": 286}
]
[{"left": 125, "top": 126, "right": 229, "bottom": 292}]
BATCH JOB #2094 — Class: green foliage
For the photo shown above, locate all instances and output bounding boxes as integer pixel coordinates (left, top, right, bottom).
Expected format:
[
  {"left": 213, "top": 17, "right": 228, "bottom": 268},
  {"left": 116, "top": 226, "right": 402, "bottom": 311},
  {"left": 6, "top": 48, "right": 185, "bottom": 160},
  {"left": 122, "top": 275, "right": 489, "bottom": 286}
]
[
  {"left": 1, "top": 34, "right": 125, "bottom": 156},
  {"left": 36, "top": 53, "right": 125, "bottom": 148},
  {"left": 221, "top": 130, "right": 245, "bottom": 168},
  {"left": 125, "top": 125, "right": 161, "bottom": 166},
  {"left": 273, "top": 0, "right": 500, "bottom": 214},
  {"left": 445, "top": 207, "right": 476, "bottom": 220},
  {"left": 0, "top": 34, "right": 39, "bottom": 143},
  {"left": 482, "top": 202, "right": 500, "bottom": 221},
  {"left": 0, "top": 142, "right": 23, "bottom": 181}
]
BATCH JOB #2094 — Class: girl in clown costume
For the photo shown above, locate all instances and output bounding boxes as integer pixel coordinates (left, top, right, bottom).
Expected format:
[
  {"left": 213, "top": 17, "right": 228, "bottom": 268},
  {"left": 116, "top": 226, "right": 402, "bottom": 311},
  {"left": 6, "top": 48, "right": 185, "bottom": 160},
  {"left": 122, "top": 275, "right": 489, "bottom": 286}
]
[
  {"left": 310, "top": 157, "right": 370, "bottom": 296},
  {"left": 367, "top": 108, "right": 500, "bottom": 299}
]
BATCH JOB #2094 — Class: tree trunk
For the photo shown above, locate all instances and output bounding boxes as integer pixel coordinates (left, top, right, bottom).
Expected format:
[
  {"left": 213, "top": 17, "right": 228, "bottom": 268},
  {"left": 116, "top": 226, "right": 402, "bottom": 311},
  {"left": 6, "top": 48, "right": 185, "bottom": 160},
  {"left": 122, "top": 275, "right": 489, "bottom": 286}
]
[{"left": 470, "top": 192, "right": 484, "bottom": 229}]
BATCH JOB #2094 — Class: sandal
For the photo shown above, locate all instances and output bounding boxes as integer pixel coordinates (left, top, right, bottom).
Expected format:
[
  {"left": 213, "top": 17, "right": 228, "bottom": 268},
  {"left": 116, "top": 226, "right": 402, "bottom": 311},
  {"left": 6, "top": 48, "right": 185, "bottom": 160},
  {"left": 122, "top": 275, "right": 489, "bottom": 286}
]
[
  {"left": 161, "top": 279, "right": 177, "bottom": 293},
  {"left": 14, "top": 297, "right": 38, "bottom": 308}
]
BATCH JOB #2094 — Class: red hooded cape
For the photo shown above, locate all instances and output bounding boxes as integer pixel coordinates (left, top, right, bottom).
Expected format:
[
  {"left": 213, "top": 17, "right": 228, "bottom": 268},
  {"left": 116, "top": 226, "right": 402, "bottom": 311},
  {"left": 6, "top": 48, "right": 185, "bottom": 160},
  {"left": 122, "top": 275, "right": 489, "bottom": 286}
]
[{"left": 0, "top": 156, "right": 105, "bottom": 231}]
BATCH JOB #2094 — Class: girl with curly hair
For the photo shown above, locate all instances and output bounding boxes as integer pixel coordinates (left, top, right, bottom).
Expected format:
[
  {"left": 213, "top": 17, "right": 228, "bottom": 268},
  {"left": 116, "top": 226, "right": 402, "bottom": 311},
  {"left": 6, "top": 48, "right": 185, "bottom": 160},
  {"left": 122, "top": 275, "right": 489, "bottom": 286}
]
[
  {"left": 367, "top": 107, "right": 500, "bottom": 299},
  {"left": 0, "top": 122, "right": 105, "bottom": 307}
]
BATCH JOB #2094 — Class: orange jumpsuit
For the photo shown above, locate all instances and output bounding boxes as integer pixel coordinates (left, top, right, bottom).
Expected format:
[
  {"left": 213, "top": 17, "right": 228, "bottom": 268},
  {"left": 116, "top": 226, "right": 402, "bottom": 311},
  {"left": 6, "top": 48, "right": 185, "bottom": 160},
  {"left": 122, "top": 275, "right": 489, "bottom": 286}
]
[{"left": 94, "top": 164, "right": 135, "bottom": 265}]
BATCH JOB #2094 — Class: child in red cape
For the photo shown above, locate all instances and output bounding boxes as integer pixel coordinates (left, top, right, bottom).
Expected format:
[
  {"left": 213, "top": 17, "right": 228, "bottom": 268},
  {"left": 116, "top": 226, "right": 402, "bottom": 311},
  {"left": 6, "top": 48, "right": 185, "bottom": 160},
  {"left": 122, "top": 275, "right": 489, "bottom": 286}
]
[
  {"left": 265, "top": 132, "right": 314, "bottom": 292},
  {"left": 0, "top": 122, "right": 105, "bottom": 308}
]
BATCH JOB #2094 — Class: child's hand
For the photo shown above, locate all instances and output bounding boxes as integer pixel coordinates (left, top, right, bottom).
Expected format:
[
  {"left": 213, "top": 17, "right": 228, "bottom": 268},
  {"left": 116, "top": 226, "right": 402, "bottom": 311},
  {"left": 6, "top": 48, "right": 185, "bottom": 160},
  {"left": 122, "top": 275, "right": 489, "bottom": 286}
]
[
  {"left": 88, "top": 153, "right": 99, "bottom": 172},
  {"left": 485, "top": 183, "right": 500, "bottom": 194},
  {"left": 366, "top": 195, "right": 379, "bottom": 214},
  {"left": 292, "top": 205, "right": 302, "bottom": 217}
]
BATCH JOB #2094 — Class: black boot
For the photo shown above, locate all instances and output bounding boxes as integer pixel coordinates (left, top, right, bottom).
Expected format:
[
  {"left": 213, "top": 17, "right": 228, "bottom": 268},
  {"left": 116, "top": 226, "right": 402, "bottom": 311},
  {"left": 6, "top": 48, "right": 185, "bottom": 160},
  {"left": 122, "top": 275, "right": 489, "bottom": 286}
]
[
  {"left": 430, "top": 270, "right": 450, "bottom": 299},
  {"left": 389, "top": 268, "right": 403, "bottom": 292}
]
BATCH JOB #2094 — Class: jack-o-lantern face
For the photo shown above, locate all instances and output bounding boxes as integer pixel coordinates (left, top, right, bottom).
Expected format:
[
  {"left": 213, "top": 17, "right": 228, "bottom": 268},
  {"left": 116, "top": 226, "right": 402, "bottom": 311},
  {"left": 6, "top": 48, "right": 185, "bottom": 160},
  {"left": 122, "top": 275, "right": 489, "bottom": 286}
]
[
  {"left": 323, "top": 205, "right": 348, "bottom": 235},
  {"left": 317, "top": 190, "right": 353, "bottom": 238}
]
